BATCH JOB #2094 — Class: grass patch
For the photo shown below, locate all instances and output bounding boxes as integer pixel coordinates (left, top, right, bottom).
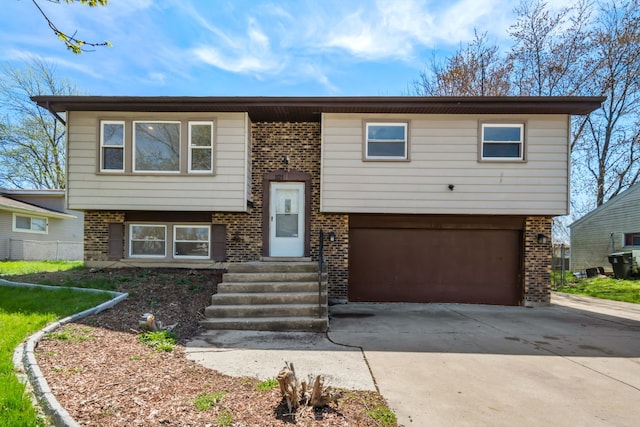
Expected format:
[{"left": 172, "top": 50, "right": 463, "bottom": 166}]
[
  {"left": 256, "top": 378, "right": 279, "bottom": 391},
  {"left": 137, "top": 330, "right": 176, "bottom": 352},
  {"left": 0, "top": 285, "right": 112, "bottom": 427},
  {"left": 217, "top": 407, "right": 233, "bottom": 425},
  {"left": 0, "top": 260, "right": 83, "bottom": 276},
  {"left": 193, "top": 391, "right": 226, "bottom": 411},
  {"left": 45, "top": 326, "right": 95, "bottom": 342},
  {"left": 555, "top": 277, "right": 640, "bottom": 304},
  {"left": 0, "top": 261, "right": 118, "bottom": 291},
  {"left": 366, "top": 405, "right": 397, "bottom": 426}
]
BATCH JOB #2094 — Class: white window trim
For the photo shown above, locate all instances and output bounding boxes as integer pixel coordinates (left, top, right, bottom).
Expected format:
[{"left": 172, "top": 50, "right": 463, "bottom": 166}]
[
  {"left": 100, "top": 120, "right": 125, "bottom": 172},
  {"left": 129, "top": 224, "right": 167, "bottom": 258},
  {"left": 12, "top": 213, "right": 48, "bottom": 234},
  {"left": 188, "top": 121, "right": 214, "bottom": 173},
  {"left": 173, "top": 225, "right": 211, "bottom": 259},
  {"left": 365, "top": 122, "right": 409, "bottom": 160},
  {"left": 480, "top": 123, "right": 525, "bottom": 161},
  {"left": 132, "top": 121, "right": 182, "bottom": 174}
]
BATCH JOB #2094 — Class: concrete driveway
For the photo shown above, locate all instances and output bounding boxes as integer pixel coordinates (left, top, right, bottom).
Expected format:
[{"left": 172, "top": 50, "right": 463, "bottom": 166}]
[
  {"left": 186, "top": 293, "right": 640, "bottom": 427},
  {"left": 329, "top": 293, "right": 640, "bottom": 426}
]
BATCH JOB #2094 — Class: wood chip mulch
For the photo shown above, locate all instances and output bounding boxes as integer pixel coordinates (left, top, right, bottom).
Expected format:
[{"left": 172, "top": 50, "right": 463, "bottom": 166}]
[{"left": 31, "top": 268, "right": 393, "bottom": 426}]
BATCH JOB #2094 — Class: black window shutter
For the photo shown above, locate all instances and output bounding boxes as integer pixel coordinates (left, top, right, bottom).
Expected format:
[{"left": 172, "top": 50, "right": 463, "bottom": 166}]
[
  {"left": 108, "top": 223, "right": 124, "bottom": 260},
  {"left": 211, "top": 224, "right": 226, "bottom": 261}
]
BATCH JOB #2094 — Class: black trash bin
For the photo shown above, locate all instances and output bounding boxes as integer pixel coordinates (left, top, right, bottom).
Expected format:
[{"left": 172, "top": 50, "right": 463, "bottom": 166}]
[{"left": 607, "top": 252, "right": 634, "bottom": 279}]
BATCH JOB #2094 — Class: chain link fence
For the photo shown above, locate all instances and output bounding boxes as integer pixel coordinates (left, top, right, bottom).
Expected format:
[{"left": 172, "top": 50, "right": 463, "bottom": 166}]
[{"left": 7, "top": 238, "right": 83, "bottom": 261}]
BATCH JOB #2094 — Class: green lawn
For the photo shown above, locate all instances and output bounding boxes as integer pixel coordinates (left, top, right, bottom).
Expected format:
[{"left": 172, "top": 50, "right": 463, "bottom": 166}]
[
  {"left": 0, "top": 260, "right": 83, "bottom": 276},
  {"left": 555, "top": 276, "right": 640, "bottom": 304},
  {"left": 0, "top": 263, "right": 112, "bottom": 427}
]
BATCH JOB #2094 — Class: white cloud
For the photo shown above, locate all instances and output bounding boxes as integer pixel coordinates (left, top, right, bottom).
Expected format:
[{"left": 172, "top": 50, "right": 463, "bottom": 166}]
[
  {"left": 315, "top": 0, "right": 512, "bottom": 60},
  {"left": 191, "top": 17, "right": 284, "bottom": 75},
  {"left": 184, "top": 0, "right": 517, "bottom": 87}
]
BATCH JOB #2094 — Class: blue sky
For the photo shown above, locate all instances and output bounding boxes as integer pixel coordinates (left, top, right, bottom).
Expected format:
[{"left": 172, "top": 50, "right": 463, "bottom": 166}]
[{"left": 1, "top": 0, "right": 573, "bottom": 96}]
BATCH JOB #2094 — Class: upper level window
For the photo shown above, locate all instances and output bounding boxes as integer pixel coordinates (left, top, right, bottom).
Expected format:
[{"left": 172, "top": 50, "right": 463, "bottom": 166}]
[
  {"left": 133, "top": 121, "right": 181, "bottom": 172},
  {"left": 624, "top": 233, "right": 640, "bottom": 246},
  {"left": 100, "top": 121, "right": 124, "bottom": 172},
  {"left": 100, "top": 119, "right": 216, "bottom": 175},
  {"left": 481, "top": 123, "right": 525, "bottom": 161},
  {"left": 189, "top": 122, "right": 213, "bottom": 173},
  {"left": 13, "top": 214, "right": 48, "bottom": 234},
  {"left": 365, "top": 122, "right": 408, "bottom": 160}
]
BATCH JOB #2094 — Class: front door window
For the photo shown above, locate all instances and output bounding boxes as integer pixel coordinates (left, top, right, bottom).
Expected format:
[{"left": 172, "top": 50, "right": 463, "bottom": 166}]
[{"left": 270, "top": 182, "right": 304, "bottom": 257}]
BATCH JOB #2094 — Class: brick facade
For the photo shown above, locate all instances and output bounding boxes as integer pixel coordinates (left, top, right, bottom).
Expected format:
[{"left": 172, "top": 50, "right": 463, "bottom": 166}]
[
  {"left": 82, "top": 121, "right": 553, "bottom": 305},
  {"left": 523, "top": 216, "right": 553, "bottom": 306},
  {"left": 84, "top": 211, "right": 125, "bottom": 262},
  {"left": 211, "top": 121, "right": 349, "bottom": 300}
]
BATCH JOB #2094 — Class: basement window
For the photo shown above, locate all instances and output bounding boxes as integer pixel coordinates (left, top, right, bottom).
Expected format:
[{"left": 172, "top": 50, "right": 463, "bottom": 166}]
[
  {"left": 174, "top": 225, "right": 210, "bottom": 258},
  {"left": 128, "top": 223, "right": 212, "bottom": 260},
  {"left": 129, "top": 224, "right": 166, "bottom": 257}
]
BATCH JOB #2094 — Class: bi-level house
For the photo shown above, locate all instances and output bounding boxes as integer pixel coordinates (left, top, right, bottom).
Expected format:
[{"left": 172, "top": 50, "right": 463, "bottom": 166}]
[{"left": 32, "top": 96, "right": 602, "bottom": 330}]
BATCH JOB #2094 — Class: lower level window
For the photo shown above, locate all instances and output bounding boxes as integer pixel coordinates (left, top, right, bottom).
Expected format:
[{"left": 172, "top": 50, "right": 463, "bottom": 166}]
[
  {"left": 174, "top": 225, "right": 210, "bottom": 258},
  {"left": 130, "top": 225, "right": 166, "bottom": 257},
  {"left": 13, "top": 214, "right": 48, "bottom": 234},
  {"left": 128, "top": 223, "right": 211, "bottom": 259}
]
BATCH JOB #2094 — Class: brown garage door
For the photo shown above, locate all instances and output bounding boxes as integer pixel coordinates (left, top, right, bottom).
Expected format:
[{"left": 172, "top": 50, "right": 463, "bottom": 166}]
[{"left": 349, "top": 215, "right": 523, "bottom": 305}]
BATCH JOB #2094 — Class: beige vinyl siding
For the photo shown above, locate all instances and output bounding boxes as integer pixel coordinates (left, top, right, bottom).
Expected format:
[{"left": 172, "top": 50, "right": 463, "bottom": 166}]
[
  {"left": 321, "top": 113, "right": 570, "bottom": 215},
  {"left": 570, "top": 185, "right": 640, "bottom": 272},
  {"left": 66, "top": 111, "right": 249, "bottom": 211}
]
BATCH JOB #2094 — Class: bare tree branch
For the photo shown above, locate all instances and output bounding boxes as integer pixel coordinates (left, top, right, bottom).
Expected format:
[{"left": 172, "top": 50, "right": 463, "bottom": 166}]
[{"left": 32, "top": 0, "right": 111, "bottom": 54}]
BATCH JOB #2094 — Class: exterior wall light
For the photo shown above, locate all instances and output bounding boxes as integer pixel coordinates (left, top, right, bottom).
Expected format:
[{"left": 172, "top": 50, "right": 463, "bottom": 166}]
[
  {"left": 328, "top": 231, "right": 336, "bottom": 242},
  {"left": 537, "top": 233, "right": 549, "bottom": 244}
]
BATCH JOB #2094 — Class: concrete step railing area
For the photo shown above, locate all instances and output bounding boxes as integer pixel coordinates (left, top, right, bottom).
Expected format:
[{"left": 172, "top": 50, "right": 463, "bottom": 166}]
[{"left": 200, "top": 261, "right": 328, "bottom": 332}]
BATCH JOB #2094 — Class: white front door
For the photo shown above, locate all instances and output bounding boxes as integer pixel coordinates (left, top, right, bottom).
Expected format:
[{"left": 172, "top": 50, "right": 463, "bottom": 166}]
[{"left": 269, "top": 182, "right": 305, "bottom": 257}]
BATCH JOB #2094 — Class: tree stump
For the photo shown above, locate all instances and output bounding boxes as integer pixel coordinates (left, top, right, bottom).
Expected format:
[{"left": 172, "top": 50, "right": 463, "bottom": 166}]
[
  {"left": 277, "top": 362, "right": 299, "bottom": 412},
  {"left": 277, "top": 362, "right": 342, "bottom": 412}
]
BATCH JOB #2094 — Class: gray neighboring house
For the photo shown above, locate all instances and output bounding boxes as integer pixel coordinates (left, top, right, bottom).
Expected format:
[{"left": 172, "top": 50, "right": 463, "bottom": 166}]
[
  {"left": 570, "top": 183, "right": 640, "bottom": 273},
  {"left": 0, "top": 189, "right": 84, "bottom": 261}
]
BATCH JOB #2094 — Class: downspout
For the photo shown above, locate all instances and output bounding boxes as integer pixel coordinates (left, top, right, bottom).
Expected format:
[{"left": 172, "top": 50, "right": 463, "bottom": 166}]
[
  {"left": 610, "top": 232, "right": 616, "bottom": 253},
  {"left": 44, "top": 101, "right": 66, "bottom": 126}
]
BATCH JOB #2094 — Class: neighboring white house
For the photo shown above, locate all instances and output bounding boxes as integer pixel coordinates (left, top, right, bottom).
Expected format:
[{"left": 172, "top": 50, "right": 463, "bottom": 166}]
[
  {"left": 570, "top": 182, "right": 640, "bottom": 273},
  {"left": 0, "top": 189, "right": 84, "bottom": 261}
]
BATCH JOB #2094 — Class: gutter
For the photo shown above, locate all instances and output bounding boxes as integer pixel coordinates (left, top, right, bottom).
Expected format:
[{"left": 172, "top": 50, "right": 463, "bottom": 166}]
[{"left": 44, "top": 101, "right": 66, "bottom": 126}]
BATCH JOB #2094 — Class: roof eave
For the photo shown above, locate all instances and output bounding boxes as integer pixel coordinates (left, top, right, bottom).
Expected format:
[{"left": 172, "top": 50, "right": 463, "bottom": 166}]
[{"left": 31, "top": 96, "right": 606, "bottom": 122}]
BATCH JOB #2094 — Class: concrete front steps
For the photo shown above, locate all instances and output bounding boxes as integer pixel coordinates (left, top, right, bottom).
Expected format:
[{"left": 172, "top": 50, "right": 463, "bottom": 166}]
[{"left": 201, "top": 260, "right": 328, "bottom": 332}]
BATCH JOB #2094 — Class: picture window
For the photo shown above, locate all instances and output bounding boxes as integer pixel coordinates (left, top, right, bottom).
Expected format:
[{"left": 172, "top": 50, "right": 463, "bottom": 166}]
[{"left": 133, "top": 121, "right": 181, "bottom": 172}]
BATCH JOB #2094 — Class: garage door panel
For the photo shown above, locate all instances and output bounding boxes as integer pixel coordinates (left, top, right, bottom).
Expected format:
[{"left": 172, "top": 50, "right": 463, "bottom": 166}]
[{"left": 349, "top": 225, "right": 522, "bottom": 305}]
